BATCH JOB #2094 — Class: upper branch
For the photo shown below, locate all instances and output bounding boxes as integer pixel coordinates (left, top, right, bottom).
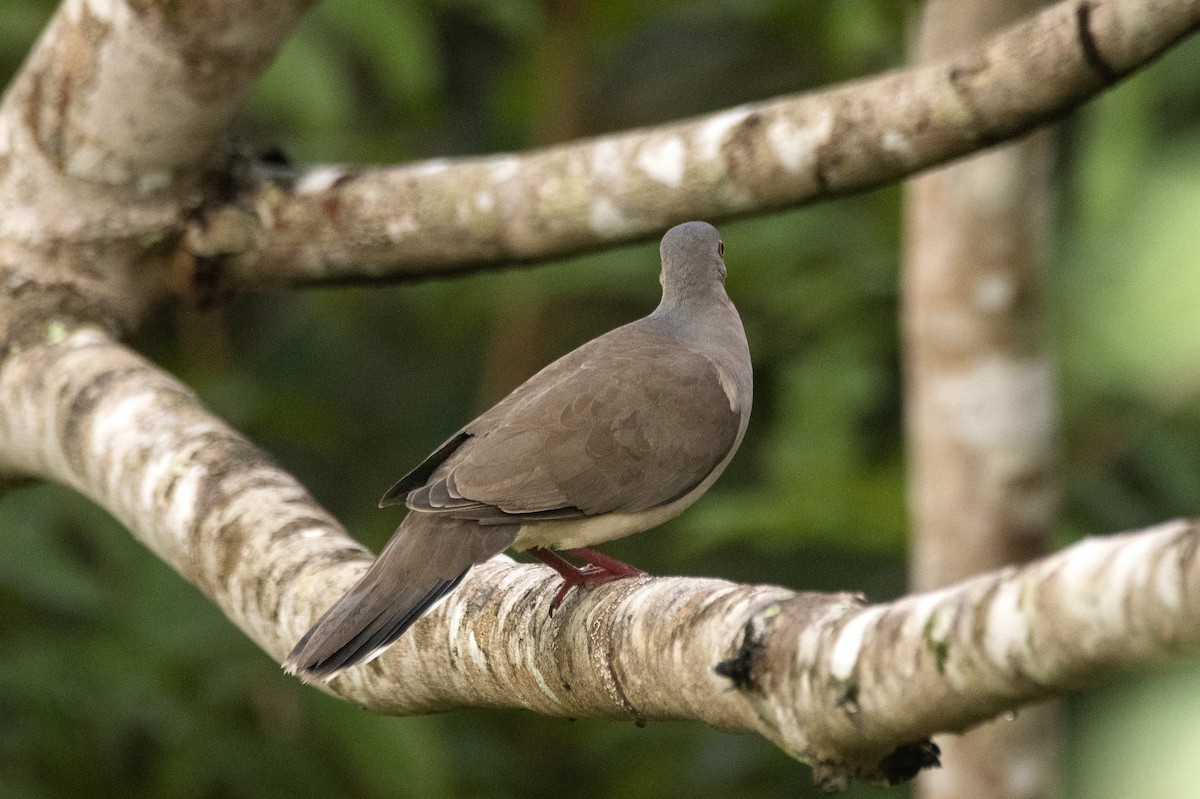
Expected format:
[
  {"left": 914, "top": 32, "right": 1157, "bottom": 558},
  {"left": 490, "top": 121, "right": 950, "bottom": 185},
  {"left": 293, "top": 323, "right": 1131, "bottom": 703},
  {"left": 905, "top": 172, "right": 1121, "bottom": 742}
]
[
  {"left": 0, "top": 0, "right": 318, "bottom": 331},
  {"left": 1, "top": 0, "right": 318, "bottom": 187},
  {"left": 190, "top": 0, "right": 1200, "bottom": 288},
  {"left": 1, "top": 326, "right": 1198, "bottom": 789}
]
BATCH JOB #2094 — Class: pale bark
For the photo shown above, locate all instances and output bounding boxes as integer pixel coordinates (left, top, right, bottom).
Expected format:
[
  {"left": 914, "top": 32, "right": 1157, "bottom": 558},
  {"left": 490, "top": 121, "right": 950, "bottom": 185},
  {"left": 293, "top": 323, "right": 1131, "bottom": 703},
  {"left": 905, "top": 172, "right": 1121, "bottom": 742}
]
[
  {"left": 903, "top": 2, "right": 1063, "bottom": 797},
  {"left": 0, "top": 0, "right": 318, "bottom": 331},
  {"left": 185, "top": 0, "right": 1200, "bottom": 289}
]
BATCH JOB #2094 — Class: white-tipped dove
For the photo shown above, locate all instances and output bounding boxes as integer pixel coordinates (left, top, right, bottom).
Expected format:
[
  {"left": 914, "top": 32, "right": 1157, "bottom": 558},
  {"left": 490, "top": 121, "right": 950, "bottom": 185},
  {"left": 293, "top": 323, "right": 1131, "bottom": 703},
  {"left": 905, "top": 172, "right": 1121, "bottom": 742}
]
[{"left": 285, "top": 221, "right": 752, "bottom": 682}]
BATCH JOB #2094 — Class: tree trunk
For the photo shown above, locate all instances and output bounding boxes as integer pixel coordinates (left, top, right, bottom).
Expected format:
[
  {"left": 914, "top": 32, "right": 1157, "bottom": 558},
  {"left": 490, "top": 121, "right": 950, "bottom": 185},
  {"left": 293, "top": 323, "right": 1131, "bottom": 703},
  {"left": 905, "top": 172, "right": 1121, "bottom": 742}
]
[{"left": 904, "top": 2, "right": 1062, "bottom": 797}]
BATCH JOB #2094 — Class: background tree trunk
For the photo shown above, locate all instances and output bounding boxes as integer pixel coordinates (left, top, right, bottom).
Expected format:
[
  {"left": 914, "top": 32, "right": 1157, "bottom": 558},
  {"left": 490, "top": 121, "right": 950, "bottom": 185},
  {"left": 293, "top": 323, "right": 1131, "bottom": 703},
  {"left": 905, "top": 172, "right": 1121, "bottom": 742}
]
[{"left": 904, "top": 1, "right": 1062, "bottom": 797}]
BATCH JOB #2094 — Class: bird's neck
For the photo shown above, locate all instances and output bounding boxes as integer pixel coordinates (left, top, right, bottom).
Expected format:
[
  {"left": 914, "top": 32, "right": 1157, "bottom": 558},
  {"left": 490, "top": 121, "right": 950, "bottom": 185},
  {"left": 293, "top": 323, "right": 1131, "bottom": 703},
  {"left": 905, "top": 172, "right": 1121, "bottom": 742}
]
[
  {"left": 650, "top": 288, "right": 747, "bottom": 360},
  {"left": 654, "top": 279, "right": 731, "bottom": 317}
]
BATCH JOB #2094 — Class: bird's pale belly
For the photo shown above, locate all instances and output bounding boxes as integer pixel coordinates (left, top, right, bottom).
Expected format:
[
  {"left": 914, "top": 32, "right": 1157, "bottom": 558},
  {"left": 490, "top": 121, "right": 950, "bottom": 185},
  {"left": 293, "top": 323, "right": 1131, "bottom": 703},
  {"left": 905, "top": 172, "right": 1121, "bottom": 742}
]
[
  {"left": 511, "top": 499, "right": 686, "bottom": 551},
  {"left": 510, "top": 440, "right": 739, "bottom": 551}
]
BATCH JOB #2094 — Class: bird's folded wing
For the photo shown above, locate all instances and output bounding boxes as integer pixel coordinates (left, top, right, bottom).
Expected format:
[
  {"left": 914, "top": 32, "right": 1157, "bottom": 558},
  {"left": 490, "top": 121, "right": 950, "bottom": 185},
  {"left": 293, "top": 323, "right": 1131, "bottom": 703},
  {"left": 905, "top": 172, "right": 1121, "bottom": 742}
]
[{"left": 406, "top": 332, "right": 741, "bottom": 521}]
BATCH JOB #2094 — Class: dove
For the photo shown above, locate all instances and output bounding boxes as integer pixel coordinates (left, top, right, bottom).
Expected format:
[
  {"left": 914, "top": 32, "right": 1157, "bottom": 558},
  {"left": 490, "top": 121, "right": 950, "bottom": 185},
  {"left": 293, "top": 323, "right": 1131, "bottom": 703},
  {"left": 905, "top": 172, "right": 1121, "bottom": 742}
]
[{"left": 285, "top": 221, "right": 752, "bottom": 682}]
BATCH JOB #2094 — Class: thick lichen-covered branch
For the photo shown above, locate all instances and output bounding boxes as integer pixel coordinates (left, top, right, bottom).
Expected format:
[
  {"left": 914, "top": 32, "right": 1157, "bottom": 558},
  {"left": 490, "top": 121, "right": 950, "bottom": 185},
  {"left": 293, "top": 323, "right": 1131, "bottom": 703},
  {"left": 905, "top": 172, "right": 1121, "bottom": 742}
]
[
  {"left": 0, "top": 328, "right": 1198, "bottom": 789},
  {"left": 188, "top": 0, "right": 1200, "bottom": 288}
]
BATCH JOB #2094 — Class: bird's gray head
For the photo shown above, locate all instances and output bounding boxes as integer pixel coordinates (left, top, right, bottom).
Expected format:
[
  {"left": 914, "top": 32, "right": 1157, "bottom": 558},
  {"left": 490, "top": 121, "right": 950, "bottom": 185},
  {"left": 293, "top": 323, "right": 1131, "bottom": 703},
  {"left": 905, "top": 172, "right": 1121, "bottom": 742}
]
[{"left": 657, "top": 222, "right": 727, "bottom": 310}]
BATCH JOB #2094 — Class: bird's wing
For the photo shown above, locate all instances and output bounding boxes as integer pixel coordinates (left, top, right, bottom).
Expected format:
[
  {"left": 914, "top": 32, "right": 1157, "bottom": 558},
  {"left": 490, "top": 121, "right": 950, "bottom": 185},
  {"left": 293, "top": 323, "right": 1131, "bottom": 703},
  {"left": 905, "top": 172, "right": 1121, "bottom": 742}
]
[
  {"left": 403, "top": 324, "right": 743, "bottom": 522},
  {"left": 376, "top": 321, "right": 635, "bottom": 509}
]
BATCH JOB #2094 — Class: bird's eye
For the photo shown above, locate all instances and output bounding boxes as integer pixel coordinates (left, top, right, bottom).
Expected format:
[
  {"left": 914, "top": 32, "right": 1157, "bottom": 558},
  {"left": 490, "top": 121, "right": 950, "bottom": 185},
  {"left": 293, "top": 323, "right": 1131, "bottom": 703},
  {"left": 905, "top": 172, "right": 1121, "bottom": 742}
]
[{"left": 717, "top": 241, "right": 725, "bottom": 257}]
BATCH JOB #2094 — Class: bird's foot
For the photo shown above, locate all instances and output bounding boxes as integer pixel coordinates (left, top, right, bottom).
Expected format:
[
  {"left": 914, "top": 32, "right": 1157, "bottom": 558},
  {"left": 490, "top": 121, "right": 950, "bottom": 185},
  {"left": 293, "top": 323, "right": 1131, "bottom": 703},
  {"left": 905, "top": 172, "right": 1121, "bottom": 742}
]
[
  {"left": 549, "top": 564, "right": 615, "bottom": 607},
  {"left": 527, "top": 547, "right": 647, "bottom": 611},
  {"left": 566, "top": 546, "right": 647, "bottom": 579}
]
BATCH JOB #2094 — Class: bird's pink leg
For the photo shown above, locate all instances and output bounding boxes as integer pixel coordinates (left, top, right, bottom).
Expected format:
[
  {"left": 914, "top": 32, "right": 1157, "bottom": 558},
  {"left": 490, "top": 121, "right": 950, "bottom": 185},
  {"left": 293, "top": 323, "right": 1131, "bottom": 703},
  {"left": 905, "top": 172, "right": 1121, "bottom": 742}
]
[
  {"left": 527, "top": 547, "right": 647, "bottom": 609},
  {"left": 566, "top": 547, "right": 647, "bottom": 579}
]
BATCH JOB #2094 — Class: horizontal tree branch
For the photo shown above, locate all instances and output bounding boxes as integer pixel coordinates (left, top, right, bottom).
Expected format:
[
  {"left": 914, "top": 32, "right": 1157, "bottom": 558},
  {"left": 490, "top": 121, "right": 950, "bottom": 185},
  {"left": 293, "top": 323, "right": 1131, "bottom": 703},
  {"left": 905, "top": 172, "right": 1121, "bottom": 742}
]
[
  {"left": 188, "top": 0, "right": 1200, "bottom": 289},
  {"left": 0, "top": 327, "right": 1197, "bottom": 788}
]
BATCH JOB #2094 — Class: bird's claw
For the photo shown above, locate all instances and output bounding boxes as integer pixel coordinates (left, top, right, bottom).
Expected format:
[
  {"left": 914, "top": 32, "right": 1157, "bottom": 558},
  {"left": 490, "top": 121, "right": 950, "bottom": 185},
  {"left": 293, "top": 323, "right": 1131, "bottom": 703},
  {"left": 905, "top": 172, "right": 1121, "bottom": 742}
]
[{"left": 549, "top": 564, "right": 623, "bottom": 611}]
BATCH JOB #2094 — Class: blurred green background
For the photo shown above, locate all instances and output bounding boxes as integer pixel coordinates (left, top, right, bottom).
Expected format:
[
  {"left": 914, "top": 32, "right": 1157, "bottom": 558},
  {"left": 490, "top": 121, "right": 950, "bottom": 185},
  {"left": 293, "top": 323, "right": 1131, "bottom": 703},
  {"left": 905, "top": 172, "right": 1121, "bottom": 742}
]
[{"left": 3, "top": 1, "right": 1200, "bottom": 797}]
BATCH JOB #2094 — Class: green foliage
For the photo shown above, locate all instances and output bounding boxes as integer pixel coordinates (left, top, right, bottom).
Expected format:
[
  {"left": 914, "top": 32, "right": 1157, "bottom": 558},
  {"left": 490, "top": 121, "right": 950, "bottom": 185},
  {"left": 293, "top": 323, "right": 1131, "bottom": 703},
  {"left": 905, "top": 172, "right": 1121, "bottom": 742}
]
[
  {"left": 1070, "top": 662, "right": 1200, "bottom": 799},
  {"left": 2, "top": 1, "right": 1200, "bottom": 797}
]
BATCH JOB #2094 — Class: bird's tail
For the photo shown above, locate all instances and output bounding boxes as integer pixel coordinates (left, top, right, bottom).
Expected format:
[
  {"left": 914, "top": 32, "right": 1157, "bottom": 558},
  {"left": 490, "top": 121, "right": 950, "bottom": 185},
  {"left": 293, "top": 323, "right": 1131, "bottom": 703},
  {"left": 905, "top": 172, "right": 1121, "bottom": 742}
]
[{"left": 283, "top": 513, "right": 516, "bottom": 683}]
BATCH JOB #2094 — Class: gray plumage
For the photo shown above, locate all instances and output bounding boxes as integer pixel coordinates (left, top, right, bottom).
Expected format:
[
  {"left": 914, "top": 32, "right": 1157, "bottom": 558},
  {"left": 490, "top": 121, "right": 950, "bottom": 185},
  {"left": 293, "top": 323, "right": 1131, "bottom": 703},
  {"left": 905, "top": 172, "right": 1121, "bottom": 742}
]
[{"left": 285, "top": 221, "right": 752, "bottom": 682}]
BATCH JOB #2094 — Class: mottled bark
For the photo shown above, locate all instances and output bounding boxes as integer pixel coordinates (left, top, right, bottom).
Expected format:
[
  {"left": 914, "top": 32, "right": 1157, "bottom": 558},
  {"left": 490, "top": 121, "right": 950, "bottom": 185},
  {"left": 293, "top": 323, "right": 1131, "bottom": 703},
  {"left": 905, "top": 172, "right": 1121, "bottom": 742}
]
[
  {"left": 185, "top": 0, "right": 1200, "bottom": 289},
  {"left": 0, "top": 0, "right": 319, "bottom": 333},
  {"left": 903, "top": 2, "right": 1063, "bottom": 798}
]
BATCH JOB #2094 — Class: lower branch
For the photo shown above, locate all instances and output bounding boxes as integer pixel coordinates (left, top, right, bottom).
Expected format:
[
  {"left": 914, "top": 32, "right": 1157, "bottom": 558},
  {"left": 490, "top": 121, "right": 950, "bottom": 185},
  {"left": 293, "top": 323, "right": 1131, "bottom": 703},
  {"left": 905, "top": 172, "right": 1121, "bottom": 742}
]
[{"left": 0, "top": 327, "right": 1198, "bottom": 788}]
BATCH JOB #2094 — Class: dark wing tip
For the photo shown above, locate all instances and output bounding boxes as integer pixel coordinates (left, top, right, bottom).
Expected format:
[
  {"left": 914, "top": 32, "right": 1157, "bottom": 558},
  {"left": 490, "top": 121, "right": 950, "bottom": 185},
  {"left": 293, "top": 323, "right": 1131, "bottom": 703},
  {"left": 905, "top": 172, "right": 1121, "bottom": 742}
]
[
  {"left": 377, "top": 486, "right": 406, "bottom": 508},
  {"left": 379, "top": 431, "right": 473, "bottom": 508}
]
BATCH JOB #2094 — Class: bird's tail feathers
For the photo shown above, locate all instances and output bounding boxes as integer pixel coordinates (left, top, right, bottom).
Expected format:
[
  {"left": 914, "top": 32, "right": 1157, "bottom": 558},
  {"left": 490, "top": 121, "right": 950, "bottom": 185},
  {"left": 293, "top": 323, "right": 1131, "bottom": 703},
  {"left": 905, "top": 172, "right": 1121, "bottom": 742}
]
[{"left": 284, "top": 514, "right": 515, "bottom": 683}]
